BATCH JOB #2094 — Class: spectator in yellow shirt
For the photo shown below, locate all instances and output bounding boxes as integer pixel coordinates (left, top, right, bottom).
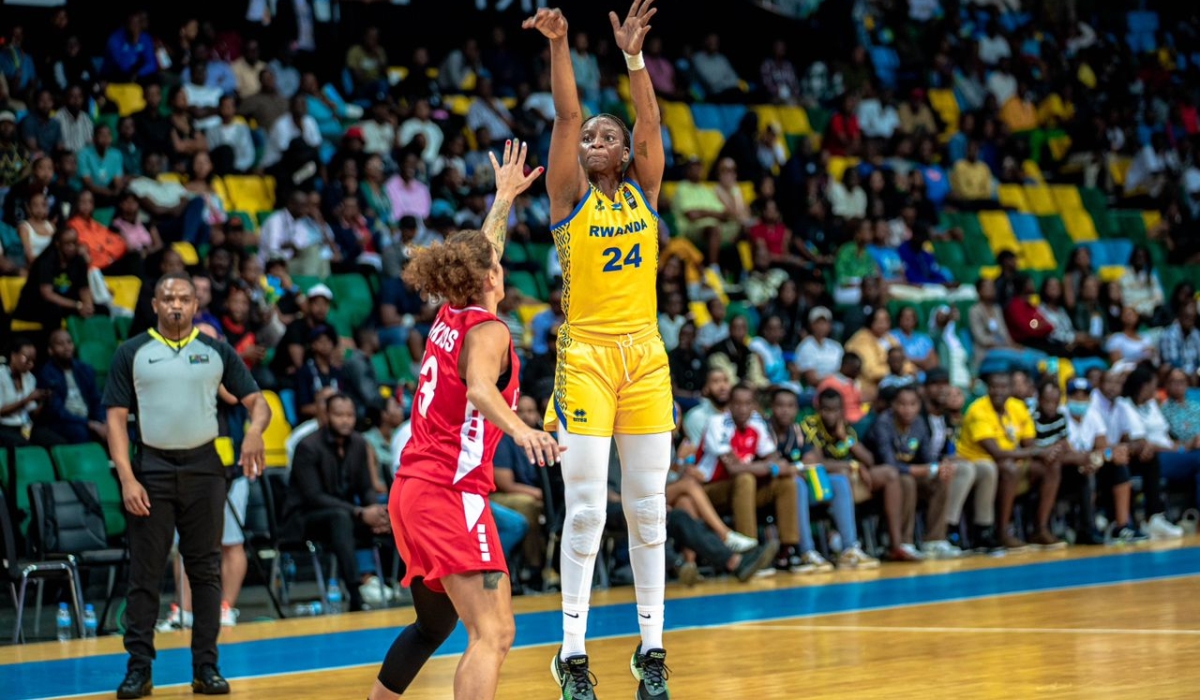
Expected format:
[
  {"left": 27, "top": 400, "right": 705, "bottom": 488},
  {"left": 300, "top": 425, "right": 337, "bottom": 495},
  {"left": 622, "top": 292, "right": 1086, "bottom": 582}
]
[
  {"left": 674, "top": 157, "right": 740, "bottom": 268},
  {"left": 1000, "top": 83, "right": 1039, "bottom": 134},
  {"left": 956, "top": 371, "right": 1048, "bottom": 551},
  {"left": 949, "top": 140, "right": 998, "bottom": 209}
]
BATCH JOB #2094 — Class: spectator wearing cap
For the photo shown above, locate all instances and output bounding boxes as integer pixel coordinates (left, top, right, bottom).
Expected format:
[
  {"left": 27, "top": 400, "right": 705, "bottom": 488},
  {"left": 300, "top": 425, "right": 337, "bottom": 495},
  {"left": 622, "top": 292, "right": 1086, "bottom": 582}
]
[
  {"left": 272, "top": 282, "right": 334, "bottom": 389},
  {"left": 795, "top": 306, "right": 843, "bottom": 389},
  {"left": 295, "top": 324, "right": 344, "bottom": 420},
  {"left": 1058, "top": 377, "right": 1135, "bottom": 544},
  {"left": 0, "top": 110, "right": 30, "bottom": 189}
]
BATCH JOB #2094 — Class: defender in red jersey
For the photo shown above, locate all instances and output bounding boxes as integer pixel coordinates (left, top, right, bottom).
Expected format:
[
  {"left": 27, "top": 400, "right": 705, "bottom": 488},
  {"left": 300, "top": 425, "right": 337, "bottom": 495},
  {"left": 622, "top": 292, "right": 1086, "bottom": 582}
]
[{"left": 370, "top": 141, "right": 560, "bottom": 700}]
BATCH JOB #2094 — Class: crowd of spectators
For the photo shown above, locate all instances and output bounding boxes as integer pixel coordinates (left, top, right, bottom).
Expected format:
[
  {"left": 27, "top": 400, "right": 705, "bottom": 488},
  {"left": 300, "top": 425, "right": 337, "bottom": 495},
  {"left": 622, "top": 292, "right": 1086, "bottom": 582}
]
[{"left": 2, "top": 1, "right": 1200, "bottom": 613}]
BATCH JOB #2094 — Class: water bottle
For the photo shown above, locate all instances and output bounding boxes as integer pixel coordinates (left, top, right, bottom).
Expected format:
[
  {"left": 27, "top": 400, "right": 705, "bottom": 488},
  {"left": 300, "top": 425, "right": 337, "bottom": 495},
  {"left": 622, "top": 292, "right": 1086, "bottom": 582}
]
[
  {"left": 56, "top": 603, "right": 72, "bottom": 642},
  {"left": 326, "top": 578, "right": 344, "bottom": 615},
  {"left": 291, "top": 602, "right": 324, "bottom": 617},
  {"left": 83, "top": 604, "right": 98, "bottom": 639}
]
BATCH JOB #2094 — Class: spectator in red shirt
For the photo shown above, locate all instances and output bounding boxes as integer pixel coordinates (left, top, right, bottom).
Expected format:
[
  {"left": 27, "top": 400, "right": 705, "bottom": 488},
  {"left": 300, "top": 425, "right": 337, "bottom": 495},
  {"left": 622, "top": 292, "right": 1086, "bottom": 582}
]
[
  {"left": 748, "top": 198, "right": 809, "bottom": 275},
  {"left": 825, "top": 93, "right": 863, "bottom": 157},
  {"left": 696, "top": 384, "right": 803, "bottom": 571},
  {"left": 1004, "top": 274, "right": 1066, "bottom": 356},
  {"left": 816, "top": 352, "right": 866, "bottom": 423}
]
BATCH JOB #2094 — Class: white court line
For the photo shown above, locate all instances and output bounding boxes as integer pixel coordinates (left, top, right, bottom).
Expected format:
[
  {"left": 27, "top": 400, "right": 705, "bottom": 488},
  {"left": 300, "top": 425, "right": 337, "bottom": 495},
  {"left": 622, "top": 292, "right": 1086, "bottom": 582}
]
[
  {"left": 26, "top": 569, "right": 1200, "bottom": 700},
  {"left": 728, "top": 624, "right": 1200, "bottom": 636}
]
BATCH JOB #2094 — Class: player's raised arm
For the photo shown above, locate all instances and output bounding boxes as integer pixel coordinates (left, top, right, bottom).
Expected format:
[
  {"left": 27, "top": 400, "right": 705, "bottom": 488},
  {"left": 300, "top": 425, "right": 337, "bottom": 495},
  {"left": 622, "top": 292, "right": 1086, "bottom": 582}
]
[
  {"left": 522, "top": 8, "right": 588, "bottom": 218},
  {"left": 485, "top": 138, "right": 544, "bottom": 256},
  {"left": 610, "top": 0, "right": 664, "bottom": 207}
]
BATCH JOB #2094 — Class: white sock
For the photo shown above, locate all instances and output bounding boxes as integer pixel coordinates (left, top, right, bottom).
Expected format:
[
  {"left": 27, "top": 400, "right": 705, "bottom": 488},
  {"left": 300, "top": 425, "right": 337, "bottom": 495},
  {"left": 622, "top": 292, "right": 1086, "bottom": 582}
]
[
  {"left": 557, "top": 432, "right": 612, "bottom": 660},
  {"left": 615, "top": 432, "right": 672, "bottom": 653}
]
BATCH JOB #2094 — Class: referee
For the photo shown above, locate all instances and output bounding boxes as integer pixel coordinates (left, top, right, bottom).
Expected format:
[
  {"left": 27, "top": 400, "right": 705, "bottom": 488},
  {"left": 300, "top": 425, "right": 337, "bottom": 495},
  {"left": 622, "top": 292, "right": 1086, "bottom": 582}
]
[{"left": 105, "top": 272, "right": 272, "bottom": 699}]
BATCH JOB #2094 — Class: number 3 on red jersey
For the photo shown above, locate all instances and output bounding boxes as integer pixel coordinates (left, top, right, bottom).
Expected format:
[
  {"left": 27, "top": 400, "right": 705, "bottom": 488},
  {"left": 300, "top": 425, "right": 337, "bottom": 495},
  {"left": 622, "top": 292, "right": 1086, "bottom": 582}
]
[{"left": 417, "top": 356, "right": 438, "bottom": 418}]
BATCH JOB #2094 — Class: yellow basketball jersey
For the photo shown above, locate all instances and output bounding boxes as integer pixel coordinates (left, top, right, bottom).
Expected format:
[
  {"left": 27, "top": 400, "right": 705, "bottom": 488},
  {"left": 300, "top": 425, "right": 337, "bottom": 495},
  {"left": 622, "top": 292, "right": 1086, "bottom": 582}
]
[{"left": 552, "top": 180, "right": 659, "bottom": 337}]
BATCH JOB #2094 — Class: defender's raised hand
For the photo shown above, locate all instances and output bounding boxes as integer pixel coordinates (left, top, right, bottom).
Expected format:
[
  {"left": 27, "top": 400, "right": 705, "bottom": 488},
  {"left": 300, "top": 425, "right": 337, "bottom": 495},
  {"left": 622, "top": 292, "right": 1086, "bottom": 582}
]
[
  {"left": 489, "top": 139, "right": 544, "bottom": 199},
  {"left": 522, "top": 7, "right": 568, "bottom": 41},
  {"left": 609, "top": 0, "right": 657, "bottom": 55}
]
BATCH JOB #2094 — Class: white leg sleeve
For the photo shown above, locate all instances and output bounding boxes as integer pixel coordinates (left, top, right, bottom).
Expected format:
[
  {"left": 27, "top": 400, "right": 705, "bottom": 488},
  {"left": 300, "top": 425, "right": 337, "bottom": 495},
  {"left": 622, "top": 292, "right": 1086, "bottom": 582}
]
[
  {"left": 615, "top": 431, "right": 672, "bottom": 652},
  {"left": 557, "top": 431, "right": 611, "bottom": 658}
]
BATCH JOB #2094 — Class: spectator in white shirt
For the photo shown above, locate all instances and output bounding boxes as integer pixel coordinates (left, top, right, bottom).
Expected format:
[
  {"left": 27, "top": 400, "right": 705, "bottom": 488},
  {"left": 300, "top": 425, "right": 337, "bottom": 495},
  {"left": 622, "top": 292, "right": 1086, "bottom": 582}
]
[
  {"left": 356, "top": 102, "right": 397, "bottom": 157},
  {"left": 978, "top": 26, "right": 1012, "bottom": 65},
  {"left": 183, "top": 62, "right": 224, "bottom": 131},
  {"left": 1124, "top": 134, "right": 1179, "bottom": 197},
  {"left": 696, "top": 298, "right": 731, "bottom": 351},
  {"left": 397, "top": 98, "right": 442, "bottom": 163},
  {"left": 466, "top": 77, "right": 514, "bottom": 142},
  {"left": 53, "top": 84, "right": 93, "bottom": 153},
  {"left": 857, "top": 87, "right": 900, "bottom": 140},
  {"left": 260, "top": 94, "right": 321, "bottom": 170},
  {"left": 258, "top": 190, "right": 311, "bottom": 263},
  {"left": 795, "top": 307, "right": 844, "bottom": 388},
  {"left": 658, "top": 292, "right": 689, "bottom": 352},
  {"left": 205, "top": 95, "right": 255, "bottom": 173},
  {"left": 693, "top": 34, "right": 743, "bottom": 102},
  {"left": 986, "top": 59, "right": 1018, "bottom": 106}
]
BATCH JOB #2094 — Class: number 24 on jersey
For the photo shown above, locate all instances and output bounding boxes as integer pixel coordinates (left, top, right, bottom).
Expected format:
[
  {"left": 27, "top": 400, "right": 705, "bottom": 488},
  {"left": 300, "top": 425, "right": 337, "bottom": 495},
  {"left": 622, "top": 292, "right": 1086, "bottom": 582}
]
[{"left": 601, "top": 243, "right": 643, "bottom": 272}]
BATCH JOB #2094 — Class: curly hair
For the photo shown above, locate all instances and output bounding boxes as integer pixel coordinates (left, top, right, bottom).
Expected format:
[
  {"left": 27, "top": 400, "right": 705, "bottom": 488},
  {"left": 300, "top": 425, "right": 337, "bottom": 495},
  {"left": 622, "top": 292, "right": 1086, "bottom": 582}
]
[{"left": 401, "top": 229, "right": 494, "bottom": 307}]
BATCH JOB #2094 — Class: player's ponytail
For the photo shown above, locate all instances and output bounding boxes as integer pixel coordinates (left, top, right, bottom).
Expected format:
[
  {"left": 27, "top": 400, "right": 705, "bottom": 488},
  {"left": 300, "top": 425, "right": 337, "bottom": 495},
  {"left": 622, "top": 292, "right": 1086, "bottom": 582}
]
[{"left": 401, "top": 229, "right": 495, "bottom": 308}]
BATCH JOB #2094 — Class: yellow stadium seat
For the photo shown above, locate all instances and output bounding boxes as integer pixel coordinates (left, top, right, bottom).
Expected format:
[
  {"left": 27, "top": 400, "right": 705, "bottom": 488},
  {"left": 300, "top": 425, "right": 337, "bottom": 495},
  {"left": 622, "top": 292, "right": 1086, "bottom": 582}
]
[
  {"left": 1109, "top": 156, "right": 1132, "bottom": 188},
  {"left": 257, "top": 390, "right": 292, "bottom": 468},
  {"left": 980, "top": 266, "right": 1001, "bottom": 280},
  {"left": 999, "top": 184, "right": 1030, "bottom": 212},
  {"left": 1023, "top": 160, "right": 1046, "bottom": 184},
  {"left": 1099, "top": 265, "right": 1126, "bottom": 282},
  {"left": 752, "top": 105, "right": 782, "bottom": 132},
  {"left": 978, "top": 211, "right": 1019, "bottom": 252},
  {"left": 659, "top": 100, "right": 695, "bottom": 132},
  {"left": 157, "top": 172, "right": 186, "bottom": 185},
  {"left": 777, "top": 105, "right": 811, "bottom": 136},
  {"left": 737, "top": 241, "right": 754, "bottom": 271},
  {"left": 660, "top": 181, "right": 679, "bottom": 204},
  {"left": 500, "top": 97, "right": 516, "bottom": 110},
  {"left": 1143, "top": 210, "right": 1162, "bottom": 233},
  {"left": 444, "top": 94, "right": 473, "bottom": 116},
  {"left": 105, "top": 276, "right": 142, "bottom": 313},
  {"left": 222, "top": 175, "right": 275, "bottom": 215},
  {"left": 928, "top": 89, "right": 960, "bottom": 136},
  {"left": 105, "top": 83, "right": 146, "bottom": 117},
  {"left": 1018, "top": 241, "right": 1057, "bottom": 271},
  {"left": 1049, "top": 184, "right": 1084, "bottom": 211},
  {"left": 1023, "top": 185, "right": 1057, "bottom": 215},
  {"left": 1062, "top": 209, "right": 1098, "bottom": 241},
  {"left": 212, "top": 177, "right": 233, "bottom": 212},
  {"left": 618, "top": 75, "right": 632, "bottom": 102},
  {"left": 515, "top": 303, "right": 549, "bottom": 329},
  {"left": 386, "top": 66, "right": 408, "bottom": 85},
  {"left": 696, "top": 130, "right": 724, "bottom": 169},
  {"left": 738, "top": 181, "right": 756, "bottom": 204},
  {"left": 171, "top": 241, "right": 200, "bottom": 266},
  {"left": 827, "top": 156, "right": 860, "bottom": 183},
  {"left": 0, "top": 276, "right": 24, "bottom": 314}
]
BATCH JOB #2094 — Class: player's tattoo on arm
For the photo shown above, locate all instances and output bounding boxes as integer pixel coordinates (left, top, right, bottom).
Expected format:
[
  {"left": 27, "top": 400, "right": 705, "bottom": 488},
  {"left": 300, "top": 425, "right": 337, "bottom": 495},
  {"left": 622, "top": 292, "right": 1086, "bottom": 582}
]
[
  {"left": 482, "top": 196, "right": 513, "bottom": 255},
  {"left": 483, "top": 571, "right": 504, "bottom": 590},
  {"left": 636, "top": 141, "right": 649, "bottom": 158}
]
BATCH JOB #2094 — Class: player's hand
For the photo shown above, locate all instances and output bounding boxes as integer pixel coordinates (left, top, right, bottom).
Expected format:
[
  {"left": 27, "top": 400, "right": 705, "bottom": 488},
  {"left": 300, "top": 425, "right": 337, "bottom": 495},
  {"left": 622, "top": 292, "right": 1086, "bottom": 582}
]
[
  {"left": 515, "top": 426, "right": 564, "bottom": 467},
  {"left": 121, "top": 478, "right": 151, "bottom": 517},
  {"left": 489, "top": 139, "right": 544, "bottom": 200},
  {"left": 609, "top": 0, "right": 657, "bottom": 55},
  {"left": 522, "top": 8, "right": 568, "bottom": 41}
]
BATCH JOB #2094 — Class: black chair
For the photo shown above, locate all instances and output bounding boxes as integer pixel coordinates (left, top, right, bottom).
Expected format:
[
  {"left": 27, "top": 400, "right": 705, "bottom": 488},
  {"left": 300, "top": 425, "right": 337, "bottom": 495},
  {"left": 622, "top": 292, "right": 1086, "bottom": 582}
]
[
  {"left": 261, "top": 470, "right": 329, "bottom": 613},
  {"left": 233, "top": 477, "right": 284, "bottom": 618},
  {"left": 1, "top": 488, "right": 84, "bottom": 643},
  {"left": 27, "top": 481, "right": 129, "bottom": 635}
]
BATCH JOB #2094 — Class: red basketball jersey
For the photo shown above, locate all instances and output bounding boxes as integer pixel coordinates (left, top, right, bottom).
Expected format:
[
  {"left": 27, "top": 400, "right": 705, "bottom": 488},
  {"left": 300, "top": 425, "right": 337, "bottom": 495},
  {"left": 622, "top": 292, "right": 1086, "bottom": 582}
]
[{"left": 397, "top": 305, "right": 520, "bottom": 496}]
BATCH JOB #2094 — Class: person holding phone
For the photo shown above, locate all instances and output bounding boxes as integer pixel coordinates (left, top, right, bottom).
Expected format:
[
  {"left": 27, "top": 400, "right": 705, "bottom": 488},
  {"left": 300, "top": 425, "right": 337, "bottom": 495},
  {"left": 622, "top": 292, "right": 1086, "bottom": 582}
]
[{"left": 0, "top": 336, "right": 62, "bottom": 447}]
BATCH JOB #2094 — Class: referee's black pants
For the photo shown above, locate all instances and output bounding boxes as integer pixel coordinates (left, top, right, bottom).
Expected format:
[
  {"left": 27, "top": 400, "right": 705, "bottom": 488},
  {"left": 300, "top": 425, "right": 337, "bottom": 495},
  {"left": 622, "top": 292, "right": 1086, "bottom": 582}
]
[{"left": 124, "top": 443, "right": 226, "bottom": 673}]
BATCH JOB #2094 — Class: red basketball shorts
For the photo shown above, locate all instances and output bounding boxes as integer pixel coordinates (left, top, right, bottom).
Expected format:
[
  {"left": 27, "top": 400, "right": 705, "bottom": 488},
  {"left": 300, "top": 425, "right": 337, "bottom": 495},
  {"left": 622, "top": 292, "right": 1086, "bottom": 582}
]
[{"left": 389, "top": 476, "right": 506, "bottom": 594}]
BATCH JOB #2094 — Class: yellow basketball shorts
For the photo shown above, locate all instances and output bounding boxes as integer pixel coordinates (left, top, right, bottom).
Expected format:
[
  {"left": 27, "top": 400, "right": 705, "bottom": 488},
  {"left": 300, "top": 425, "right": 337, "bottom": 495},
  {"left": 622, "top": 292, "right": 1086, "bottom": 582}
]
[{"left": 544, "top": 325, "right": 676, "bottom": 437}]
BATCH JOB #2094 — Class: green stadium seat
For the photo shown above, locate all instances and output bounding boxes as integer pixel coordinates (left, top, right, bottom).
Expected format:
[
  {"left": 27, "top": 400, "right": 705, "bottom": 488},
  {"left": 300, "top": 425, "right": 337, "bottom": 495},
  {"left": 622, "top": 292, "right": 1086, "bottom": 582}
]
[
  {"left": 385, "top": 345, "right": 417, "bottom": 383},
  {"left": 77, "top": 342, "right": 114, "bottom": 390},
  {"left": 326, "top": 309, "right": 354, "bottom": 338},
  {"left": 1037, "top": 215, "right": 1076, "bottom": 273},
  {"left": 327, "top": 274, "right": 375, "bottom": 328},
  {"left": 51, "top": 443, "right": 125, "bottom": 538},
  {"left": 292, "top": 275, "right": 323, "bottom": 293},
  {"left": 113, "top": 315, "right": 133, "bottom": 341},
  {"left": 2, "top": 446, "right": 58, "bottom": 537},
  {"left": 372, "top": 353, "right": 395, "bottom": 385},
  {"left": 508, "top": 271, "right": 548, "bottom": 302},
  {"left": 67, "top": 316, "right": 118, "bottom": 351},
  {"left": 1108, "top": 210, "right": 1148, "bottom": 245}
]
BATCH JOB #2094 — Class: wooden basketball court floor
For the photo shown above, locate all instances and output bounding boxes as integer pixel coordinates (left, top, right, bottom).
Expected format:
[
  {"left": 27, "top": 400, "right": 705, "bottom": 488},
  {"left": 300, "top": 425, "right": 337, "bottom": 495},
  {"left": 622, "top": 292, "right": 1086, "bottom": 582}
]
[{"left": 4, "top": 538, "right": 1200, "bottom": 699}]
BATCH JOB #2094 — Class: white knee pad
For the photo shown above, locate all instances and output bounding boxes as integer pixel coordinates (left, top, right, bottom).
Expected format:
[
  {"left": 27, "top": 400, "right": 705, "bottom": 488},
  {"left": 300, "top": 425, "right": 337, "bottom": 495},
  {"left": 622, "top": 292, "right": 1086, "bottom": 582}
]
[
  {"left": 633, "top": 496, "right": 666, "bottom": 546},
  {"left": 568, "top": 506, "right": 606, "bottom": 557}
]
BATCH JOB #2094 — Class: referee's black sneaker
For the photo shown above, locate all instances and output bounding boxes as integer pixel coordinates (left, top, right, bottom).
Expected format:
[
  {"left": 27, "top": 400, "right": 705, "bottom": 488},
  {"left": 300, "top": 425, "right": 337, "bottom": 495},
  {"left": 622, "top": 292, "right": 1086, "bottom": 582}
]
[
  {"left": 115, "top": 668, "right": 152, "bottom": 699},
  {"left": 192, "top": 664, "right": 231, "bottom": 695},
  {"left": 630, "top": 645, "right": 671, "bottom": 699}
]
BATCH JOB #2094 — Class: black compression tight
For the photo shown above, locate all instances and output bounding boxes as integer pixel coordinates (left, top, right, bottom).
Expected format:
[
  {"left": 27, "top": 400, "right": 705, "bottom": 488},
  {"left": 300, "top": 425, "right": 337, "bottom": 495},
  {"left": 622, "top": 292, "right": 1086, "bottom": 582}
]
[{"left": 376, "top": 579, "right": 460, "bottom": 694}]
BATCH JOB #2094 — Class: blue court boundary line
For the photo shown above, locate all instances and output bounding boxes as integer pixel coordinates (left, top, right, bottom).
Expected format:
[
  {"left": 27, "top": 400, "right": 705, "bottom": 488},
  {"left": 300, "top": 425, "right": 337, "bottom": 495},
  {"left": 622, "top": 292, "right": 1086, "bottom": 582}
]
[{"left": 5, "top": 547, "right": 1200, "bottom": 699}]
